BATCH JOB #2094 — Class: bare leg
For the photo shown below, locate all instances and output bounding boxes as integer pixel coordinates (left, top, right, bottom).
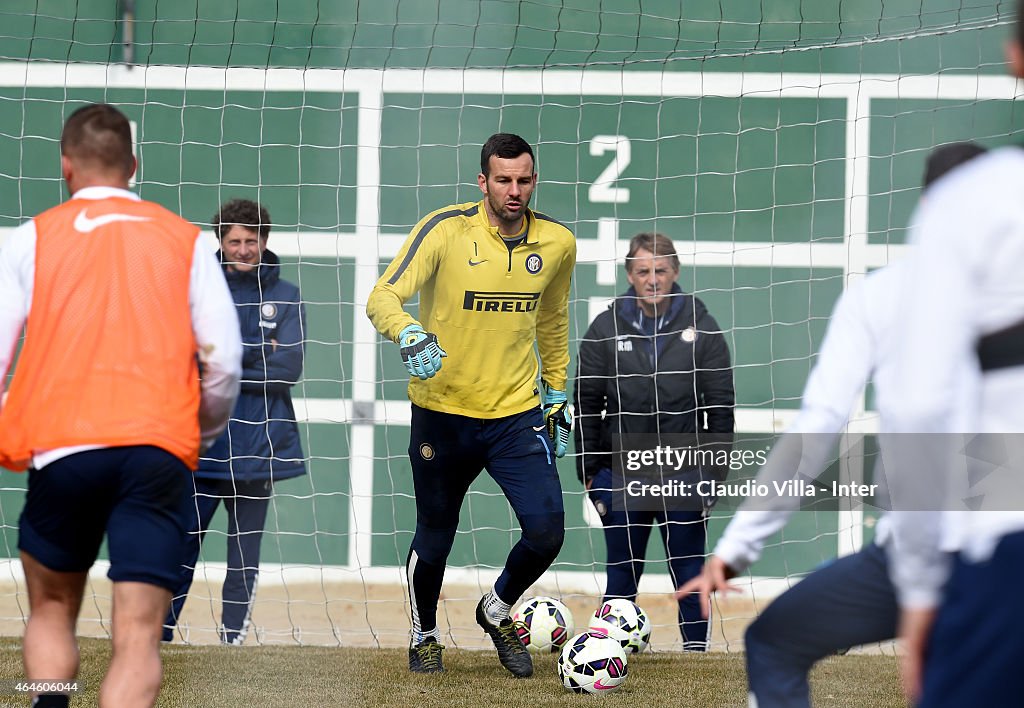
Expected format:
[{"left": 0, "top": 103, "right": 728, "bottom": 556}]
[
  {"left": 21, "top": 551, "right": 87, "bottom": 694},
  {"left": 99, "top": 581, "right": 172, "bottom": 708}
]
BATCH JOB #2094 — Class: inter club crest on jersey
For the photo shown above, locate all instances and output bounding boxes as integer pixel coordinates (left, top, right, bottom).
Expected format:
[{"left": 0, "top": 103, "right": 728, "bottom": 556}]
[
  {"left": 259, "top": 302, "right": 279, "bottom": 330},
  {"left": 525, "top": 253, "right": 543, "bottom": 274}
]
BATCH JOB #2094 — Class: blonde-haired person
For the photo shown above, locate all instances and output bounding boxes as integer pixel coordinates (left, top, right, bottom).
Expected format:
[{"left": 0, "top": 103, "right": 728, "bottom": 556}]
[{"left": 574, "top": 232, "right": 735, "bottom": 651}]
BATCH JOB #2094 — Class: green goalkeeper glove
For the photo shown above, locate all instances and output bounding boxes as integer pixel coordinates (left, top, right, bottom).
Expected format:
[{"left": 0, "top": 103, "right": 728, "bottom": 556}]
[
  {"left": 398, "top": 324, "right": 447, "bottom": 380},
  {"left": 541, "top": 381, "right": 572, "bottom": 459}
]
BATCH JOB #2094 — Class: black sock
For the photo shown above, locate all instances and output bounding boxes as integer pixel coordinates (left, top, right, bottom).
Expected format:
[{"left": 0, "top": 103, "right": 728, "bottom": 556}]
[
  {"left": 33, "top": 695, "right": 70, "bottom": 708},
  {"left": 407, "top": 550, "right": 446, "bottom": 640}
]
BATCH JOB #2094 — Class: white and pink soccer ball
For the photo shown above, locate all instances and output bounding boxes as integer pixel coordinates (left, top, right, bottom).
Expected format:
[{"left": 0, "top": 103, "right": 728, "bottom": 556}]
[
  {"left": 588, "top": 598, "right": 652, "bottom": 654},
  {"left": 557, "top": 630, "right": 629, "bottom": 694},
  {"left": 511, "top": 596, "right": 574, "bottom": 654}
]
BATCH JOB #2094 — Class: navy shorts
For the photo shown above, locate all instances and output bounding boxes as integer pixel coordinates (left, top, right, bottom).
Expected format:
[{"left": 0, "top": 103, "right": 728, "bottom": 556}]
[
  {"left": 409, "top": 404, "right": 564, "bottom": 527},
  {"left": 18, "top": 445, "right": 192, "bottom": 592},
  {"left": 920, "top": 530, "right": 1024, "bottom": 707}
]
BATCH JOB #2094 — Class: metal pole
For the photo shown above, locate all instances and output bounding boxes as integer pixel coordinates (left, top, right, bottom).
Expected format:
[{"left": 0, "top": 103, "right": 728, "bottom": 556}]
[{"left": 121, "top": 0, "right": 135, "bottom": 67}]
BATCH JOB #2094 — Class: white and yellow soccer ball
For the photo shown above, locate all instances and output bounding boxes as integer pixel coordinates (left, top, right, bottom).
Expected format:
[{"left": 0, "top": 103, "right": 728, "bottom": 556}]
[
  {"left": 512, "top": 596, "right": 574, "bottom": 653},
  {"left": 588, "top": 598, "right": 652, "bottom": 654},
  {"left": 557, "top": 630, "right": 629, "bottom": 694}
]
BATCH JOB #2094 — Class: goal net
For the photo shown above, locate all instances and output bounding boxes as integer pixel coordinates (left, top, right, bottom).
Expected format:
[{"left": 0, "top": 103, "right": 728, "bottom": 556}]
[{"left": 0, "top": 0, "right": 1020, "bottom": 650}]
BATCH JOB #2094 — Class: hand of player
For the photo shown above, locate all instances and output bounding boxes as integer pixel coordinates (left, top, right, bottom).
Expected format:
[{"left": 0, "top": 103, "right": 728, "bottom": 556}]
[
  {"left": 674, "top": 555, "right": 740, "bottom": 619},
  {"left": 398, "top": 323, "right": 447, "bottom": 380},
  {"left": 199, "top": 432, "right": 220, "bottom": 455},
  {"left": 541, "top": 381, "right": 572, "bottom": 458},
  {"left": 898, "top": 606, "right": 937, "bottom": 704}
]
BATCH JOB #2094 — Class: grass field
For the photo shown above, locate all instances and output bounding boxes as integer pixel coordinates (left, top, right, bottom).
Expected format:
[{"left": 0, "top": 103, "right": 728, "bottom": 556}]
[{"left": 0, "top": 638, "right": 902, "bottom": 707}]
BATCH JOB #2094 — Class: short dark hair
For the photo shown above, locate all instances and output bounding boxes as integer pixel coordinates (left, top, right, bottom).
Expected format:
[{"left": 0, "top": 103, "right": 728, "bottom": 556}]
[
  {"left": 60, "top": 103, "right": 134, "bottom": 178},
  {"left": 625, "top": 232, "right": 680, "bottom": 272},
  {"left": 480, "top": 133, "right": 535, "bottom": 175},
  {"left": 213, "top": 199, "right": 271, "bottom": 240},
  {"left": 922, "top": 141, "right": 987, "bottom": 189}
]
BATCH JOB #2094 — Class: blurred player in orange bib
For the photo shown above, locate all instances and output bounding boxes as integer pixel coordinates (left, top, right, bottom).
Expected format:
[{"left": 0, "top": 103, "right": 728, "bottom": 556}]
[{"left": 0, "top": 103, "right": 241, "bottom": 707}]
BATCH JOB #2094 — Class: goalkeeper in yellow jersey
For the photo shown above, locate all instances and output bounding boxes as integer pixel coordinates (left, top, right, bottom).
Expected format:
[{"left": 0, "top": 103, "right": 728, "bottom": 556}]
[{"left": 367, "top": 133, "right": 576, "bottom": 677}]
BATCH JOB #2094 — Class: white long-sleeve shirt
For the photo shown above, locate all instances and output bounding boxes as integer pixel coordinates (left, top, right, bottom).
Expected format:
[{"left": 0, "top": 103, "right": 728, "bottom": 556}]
[
  {"left": 715, "top": 263, "right": 902, "bottom": 573},
  {"left": 0, "top": 186, "right": 242, "bottom": 467},
  {"left": 887, "top": 146, "right": 1024, "bottom": 608}
]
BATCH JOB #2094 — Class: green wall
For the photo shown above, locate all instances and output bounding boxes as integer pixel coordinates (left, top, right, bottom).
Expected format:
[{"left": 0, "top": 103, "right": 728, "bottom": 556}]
[{"left": 1, "top": 1, "right": 1012, "bottom": 72}]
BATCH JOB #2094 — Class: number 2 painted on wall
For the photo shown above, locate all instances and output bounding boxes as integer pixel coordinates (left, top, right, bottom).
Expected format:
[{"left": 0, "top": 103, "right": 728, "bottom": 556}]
[{"left": 588, "top": 135, "right": 631, "bottom": 204}]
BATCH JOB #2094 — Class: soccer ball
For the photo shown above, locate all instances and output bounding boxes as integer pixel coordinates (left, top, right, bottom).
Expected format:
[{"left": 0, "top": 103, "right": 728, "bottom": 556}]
[
  {"left": 512, "top": 596, "right": 574, "bottom": 653},
  {"left": 588, "top": 598, "right": 652, "bottom": 654},
  {"left": 557, "top": 630, "right": 628, "bottom": 694}
]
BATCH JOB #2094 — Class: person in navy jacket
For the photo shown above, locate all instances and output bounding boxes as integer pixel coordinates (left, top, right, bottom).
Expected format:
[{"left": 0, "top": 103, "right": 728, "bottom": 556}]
[
  {"left": 574, "top": 231, "right": 734, "bottom": 651},
  {"left": 164, "top": 199, "right": 306, "bottom": 644}
]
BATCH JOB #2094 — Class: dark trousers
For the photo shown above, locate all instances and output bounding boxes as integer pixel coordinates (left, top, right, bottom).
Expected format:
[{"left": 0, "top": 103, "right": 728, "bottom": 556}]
[
  {"left": 589, "top": 468, "right": 709, "bottom": 649},
  {"left": 745, "top": 541, "right": 898, "bottom": 708},
  {"left": 920, "top": 531, "right": 1024, "bottom": 707},
  {"left": 164, "top": 476, "right": 272, "bottom": 644},
  {"left": 406, "top": 404, "right": 565, "bottom": 637}
]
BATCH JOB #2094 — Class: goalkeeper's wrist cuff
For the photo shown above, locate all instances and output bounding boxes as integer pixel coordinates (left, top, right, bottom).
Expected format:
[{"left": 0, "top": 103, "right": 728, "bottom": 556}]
[
  {"left": 397, "top": 323, "right": 424, "bottom": 345},
  {"left": 541, "top": 380, "right": 567, "bottom": 405}
]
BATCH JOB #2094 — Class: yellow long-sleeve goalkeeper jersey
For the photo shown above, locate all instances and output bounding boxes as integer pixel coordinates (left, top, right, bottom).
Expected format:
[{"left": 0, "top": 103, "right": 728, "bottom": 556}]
[{"left": 367, "top": 200, "right": 576, "bottom": 419}]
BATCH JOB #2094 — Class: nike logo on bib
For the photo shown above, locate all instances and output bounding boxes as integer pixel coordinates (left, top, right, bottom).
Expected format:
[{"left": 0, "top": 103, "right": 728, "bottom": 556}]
[
  {"left": 74, "top": 209, "right": 152, "bottom": 233},
  {"left": 468, "top": 258, "right": 487, "bottom": 266}
]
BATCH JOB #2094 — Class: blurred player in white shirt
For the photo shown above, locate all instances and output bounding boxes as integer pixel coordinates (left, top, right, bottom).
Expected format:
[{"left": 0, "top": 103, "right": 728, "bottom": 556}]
[
  {"left": 887, "top": 9, "right": 1024, "bottom": 701},
  {"left": 677, "top": 142, "right": 986, "bottom": 708}
]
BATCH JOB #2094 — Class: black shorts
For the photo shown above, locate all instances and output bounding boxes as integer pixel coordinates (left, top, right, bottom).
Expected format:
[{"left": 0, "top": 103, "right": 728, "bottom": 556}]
[
  {"left": 18, "top": 445, "right": 191, "bottom": 592},
  {"left": 408, "top": 404, "right": 565, "bottom": 527}
]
